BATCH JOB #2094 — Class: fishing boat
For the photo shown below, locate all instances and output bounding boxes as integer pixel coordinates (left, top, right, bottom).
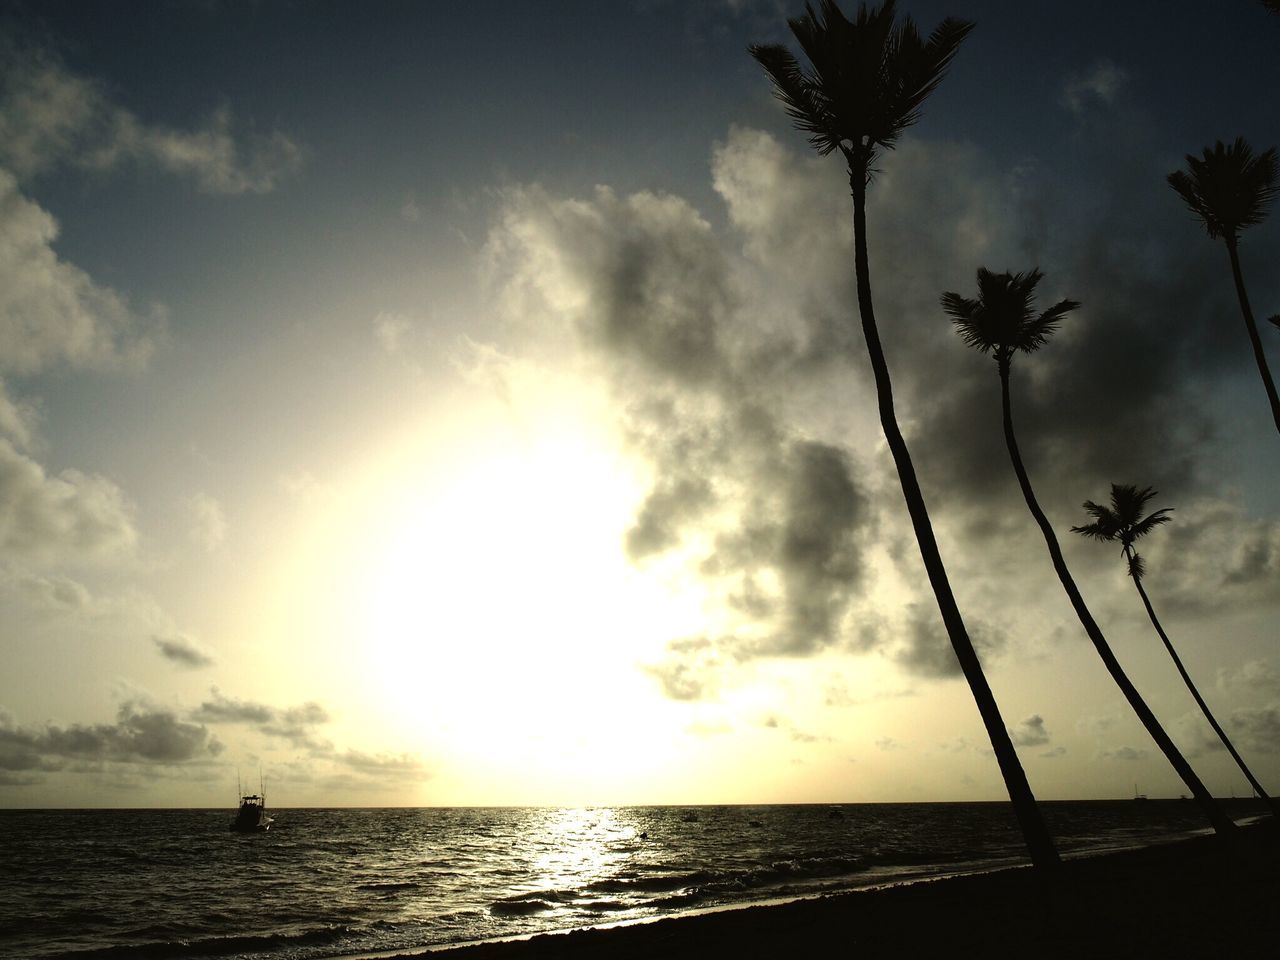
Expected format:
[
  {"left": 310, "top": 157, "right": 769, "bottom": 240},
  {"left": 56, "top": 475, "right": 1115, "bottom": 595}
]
[{"left": 230, "top": 776, "right": 275, "bottom": 833}]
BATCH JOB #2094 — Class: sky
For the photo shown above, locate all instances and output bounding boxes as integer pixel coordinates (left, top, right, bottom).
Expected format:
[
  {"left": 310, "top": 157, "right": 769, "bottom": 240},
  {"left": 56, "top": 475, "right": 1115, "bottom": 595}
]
[{"left": 1, "top": 0, "right": 1278, "bottom": 809}]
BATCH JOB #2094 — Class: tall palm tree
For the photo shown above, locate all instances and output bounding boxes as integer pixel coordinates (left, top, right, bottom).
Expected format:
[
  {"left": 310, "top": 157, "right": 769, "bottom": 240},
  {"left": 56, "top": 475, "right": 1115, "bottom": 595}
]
[
  {"left": 943, "top": 269, "right": 1236, "bottom": 838},
  {"left": 751, "top": 2, "right": 1060, "bottom": 869},
  {"left": 1168, "top": 138, "right": 1280, "bottom": 435},
  {"left": 1073, "top": 485, "right": 1277, "bottom": 815}
]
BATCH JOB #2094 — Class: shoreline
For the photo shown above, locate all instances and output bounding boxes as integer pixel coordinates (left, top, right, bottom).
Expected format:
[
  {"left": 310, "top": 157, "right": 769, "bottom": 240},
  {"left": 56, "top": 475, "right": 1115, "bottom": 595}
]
[{"left": 344, "top": 817, "right": 1277, "bottom": 959}]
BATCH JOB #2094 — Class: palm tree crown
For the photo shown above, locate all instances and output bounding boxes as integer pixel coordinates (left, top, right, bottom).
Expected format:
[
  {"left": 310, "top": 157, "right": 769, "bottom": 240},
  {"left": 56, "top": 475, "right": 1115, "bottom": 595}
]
[
  {"left": 1071, "top": 484, "right": 1173, "bottom": 581},
  {"left": 749, "top": 0, "right": 973, "bottom": 171},
  {"left": 1167, "top": 138, "right": 1278, "bottom": 243},
  {"left": 941, "top": 268, "right": 1080, "bottom": 366}
]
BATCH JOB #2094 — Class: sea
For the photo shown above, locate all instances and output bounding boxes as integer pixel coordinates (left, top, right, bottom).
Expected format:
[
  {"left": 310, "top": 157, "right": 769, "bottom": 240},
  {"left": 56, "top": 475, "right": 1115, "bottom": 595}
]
[{"left": 0, "top": 800, "right": 1265, "bottom": 960}]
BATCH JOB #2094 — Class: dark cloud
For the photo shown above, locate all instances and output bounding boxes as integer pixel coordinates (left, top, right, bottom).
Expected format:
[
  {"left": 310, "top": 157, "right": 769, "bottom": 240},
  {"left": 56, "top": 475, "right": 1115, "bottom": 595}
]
[
  {"left": 337, "top": 750, "right": 429, "bottom": 776},
  {"left": 0, "top": 702, "right": 221, "bottom": 771},
  {"left": 893, "top": 602, "right": 1006, "bottom": 680},
  {"left": 1217, "top": 660, "right": 1280, "bottom": 694},
  {"left": 491, "top": 177, "right": 879, "bottom": 688},
  {"left": 642, "top": 635, "right": 722, "bottom": 701},
  {"left": 1229, "top": 703, "right": 1280, "bottom": 754},
  {"left": 1009, "top": 714, "right": 1051, "bottom": 748},
  {"left": 152, "top": 634, "right": 215, "bottom": 669},
  {"left": 1098, "top": 746, "right": 1147, "bottom": 762},
  {"left": 487, "top": 121, "right": 1279, "bottom": 701},
  {"left": 190, "top": 688, "right": 330, "bottom": 749}
]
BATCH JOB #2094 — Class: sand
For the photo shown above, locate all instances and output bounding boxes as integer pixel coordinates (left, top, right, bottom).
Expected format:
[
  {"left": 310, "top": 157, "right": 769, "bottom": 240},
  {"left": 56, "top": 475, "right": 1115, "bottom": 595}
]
[{"left": 359, "top": 818, "right": 1278, "bottom": 959}]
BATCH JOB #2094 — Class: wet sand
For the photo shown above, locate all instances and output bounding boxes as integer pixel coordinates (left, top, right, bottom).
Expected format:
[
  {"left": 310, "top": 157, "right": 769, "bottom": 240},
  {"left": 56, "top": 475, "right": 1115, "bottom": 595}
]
[{"left": 363, "top": 817, "right": 1277, "bottom": 959}]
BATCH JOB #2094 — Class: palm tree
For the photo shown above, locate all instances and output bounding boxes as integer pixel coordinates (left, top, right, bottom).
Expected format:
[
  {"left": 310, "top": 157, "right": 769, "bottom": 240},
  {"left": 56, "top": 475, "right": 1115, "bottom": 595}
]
[
  {"left": 751, "top": 2, "right": 1060, "bottom": 869},
  {"left": 943, "top": 269, "right": 1236, "bottom": 838},
  {"left": 1168, "top": 138, "right": 1280, "bottom": 435},
  {"left": 1073, "top": 485, "right": 1277, "bottom": 815}
]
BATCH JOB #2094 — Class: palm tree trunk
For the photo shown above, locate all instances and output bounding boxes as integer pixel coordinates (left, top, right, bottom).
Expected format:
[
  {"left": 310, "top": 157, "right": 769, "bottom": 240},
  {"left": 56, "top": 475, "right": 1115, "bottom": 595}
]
[
  {"left": 1225, "top": 238, "right": 1280, "bottom": 436},
  {"left": 847, "top": 169, "right": 1059, "bottom": 869},
  {"left": 997, "top": 359, "right": 1235, "bottom": 837},
  {"left": 1124, "top": 546, "right": 1277, "bottom": 815}
]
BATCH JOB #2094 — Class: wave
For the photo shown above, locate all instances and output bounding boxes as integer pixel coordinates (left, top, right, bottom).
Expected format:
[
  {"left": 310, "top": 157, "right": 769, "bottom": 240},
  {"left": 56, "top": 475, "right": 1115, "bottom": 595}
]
[{"left": 37, "top": 925, "right": 354, "bottom": 960}]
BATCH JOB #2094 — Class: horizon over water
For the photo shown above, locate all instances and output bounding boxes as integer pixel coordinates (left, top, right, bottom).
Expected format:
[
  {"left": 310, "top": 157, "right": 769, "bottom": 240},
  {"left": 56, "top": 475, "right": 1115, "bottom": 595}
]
[{"left": 1, "top": 800, "right": 1266, "bottom": 960}]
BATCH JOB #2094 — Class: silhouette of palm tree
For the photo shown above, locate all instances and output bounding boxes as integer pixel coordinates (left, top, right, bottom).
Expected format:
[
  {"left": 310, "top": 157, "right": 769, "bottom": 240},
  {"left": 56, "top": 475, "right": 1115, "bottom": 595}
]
[
  {"left": 751, "top": 2, "right": 1059, "bottom": 869},
  {"left": 943, "top": 270, "right": 1236, "bottom": 838},
  {"left": 1073, "top": 485, "right": 1277, "bottom": 815},
  {"left": 1168, "top": 138, "right": 1280, "bottom": 435}
]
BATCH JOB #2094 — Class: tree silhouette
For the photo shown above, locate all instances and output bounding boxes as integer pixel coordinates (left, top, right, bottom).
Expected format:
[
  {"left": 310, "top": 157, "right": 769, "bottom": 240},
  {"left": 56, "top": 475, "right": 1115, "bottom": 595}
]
[
  {"left": 1073, "top": 485, "right": 1277, "bottom": 815},
  {"left": 943, "top": 269, "right": 1236, "bottom": 838},
  {"left": 1263, "top": 0, "right": 1280, "bottom": 15},
  {"left": 750, "top": 2, "right": 1059, "bottom": 869},
  {"left": 1168, "top": 138, "right": 1280, "bottom": 435}
]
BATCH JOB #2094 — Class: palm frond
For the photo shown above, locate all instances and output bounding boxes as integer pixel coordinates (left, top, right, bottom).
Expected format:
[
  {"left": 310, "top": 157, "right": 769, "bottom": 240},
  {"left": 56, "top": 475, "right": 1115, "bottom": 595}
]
[
  {"left": 1262, "top": 0, "right": 1280, "bottom": 15},
  {"left": 1268, "top": 314, "right": 1280, "bottom": 331},
  {"left": 1074, "top": 484, "right": 1173, "bottom": 560},
  {"left": 1168, "top": 137, "right": 1279, "bottom": 241},
  {"left": 1127, "top": 550, "right": 1146, "bottom": 581},
  {"left": 751, "top": 1, "right": 973, "bottom": 166},
  {"left": 942, "top": 266, "right": 1079, "bottom": 360},
  {"left": 750, "top": 43, "right": 843, "bottom": 155},
  {"left": 1070, "top": 500, "right": 1121, "bottom": 542}
]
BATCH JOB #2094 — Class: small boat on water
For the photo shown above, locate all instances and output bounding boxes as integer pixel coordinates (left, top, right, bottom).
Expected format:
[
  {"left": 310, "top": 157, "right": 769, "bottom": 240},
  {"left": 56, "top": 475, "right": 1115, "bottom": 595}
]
[{"left": 230, "top": 776, "right": 275, "bottom": 833}]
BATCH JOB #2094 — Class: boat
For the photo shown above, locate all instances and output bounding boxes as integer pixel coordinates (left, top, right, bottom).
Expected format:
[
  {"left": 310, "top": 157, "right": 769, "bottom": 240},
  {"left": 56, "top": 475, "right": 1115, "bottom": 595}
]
[{"left": 230, "top": 775, "right": 275, "bottom": 833}]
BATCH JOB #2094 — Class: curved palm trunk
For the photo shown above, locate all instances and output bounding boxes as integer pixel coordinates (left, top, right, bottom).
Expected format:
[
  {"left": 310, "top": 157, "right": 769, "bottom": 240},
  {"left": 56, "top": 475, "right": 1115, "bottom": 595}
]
[
  {"left": 1225, "top": 238, "right": 1280, "bottom": 436},
  {"left": 1124, "top": 546, "right": 1277, "bottom": 815},
  {"left": 848, "top": 171, "right": 1059, "bottom": 869},
  {"left": 997, "top": 359, "right": 1235, "bottom": 836}
]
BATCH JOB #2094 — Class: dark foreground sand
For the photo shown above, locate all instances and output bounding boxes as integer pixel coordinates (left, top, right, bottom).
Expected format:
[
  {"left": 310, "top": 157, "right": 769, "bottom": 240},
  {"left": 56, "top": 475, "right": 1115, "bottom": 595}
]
[{"left": 367, "top": 818, "right": 1278, "bottom": 960}]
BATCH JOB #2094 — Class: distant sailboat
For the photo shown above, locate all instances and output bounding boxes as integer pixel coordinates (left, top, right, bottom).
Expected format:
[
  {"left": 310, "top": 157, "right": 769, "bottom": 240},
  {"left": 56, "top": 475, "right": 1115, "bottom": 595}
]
[{"left": 1132, "top": 782, "right": 1149, "bottom": 801}]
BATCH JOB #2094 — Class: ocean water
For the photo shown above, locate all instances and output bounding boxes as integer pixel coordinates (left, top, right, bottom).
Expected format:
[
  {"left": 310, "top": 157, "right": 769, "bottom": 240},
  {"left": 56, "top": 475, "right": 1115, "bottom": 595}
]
[{"left": 0, "top": 800, "right": 1263, "bottom": 960}]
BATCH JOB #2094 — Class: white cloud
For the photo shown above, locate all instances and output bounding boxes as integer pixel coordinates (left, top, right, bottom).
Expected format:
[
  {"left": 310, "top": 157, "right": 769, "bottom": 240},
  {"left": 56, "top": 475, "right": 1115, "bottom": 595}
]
[
  {"left": 0, "top": 437, "right": 138, "bottom": 566},
  {"left": 0, "top": 42, "right": 303, "bottom": 194},
  {"left": 187, "top": 492, "right": 227, "bottom": 552},
  {"left": 0, "top": 170, "right": 158, "bottom": 375},
  {"left": 1060, "top": 61, "right": 1129, "bottom": 115},
  {"left": 0, "top": 380, "right": 39, "bottom": 450},
  {"left": 373, "top": 311, "right": 413, "bottom": 355},
  {"left": 87, "top": 105, "right": 304, "bottom": 196}
]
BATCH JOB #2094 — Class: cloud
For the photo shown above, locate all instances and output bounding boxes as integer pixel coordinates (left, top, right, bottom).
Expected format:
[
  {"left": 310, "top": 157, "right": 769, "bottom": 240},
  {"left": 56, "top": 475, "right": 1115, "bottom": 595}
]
[
  {"left": 485, "top": 122, "right": 1280, "bottom": 702},
  {"left": 1098, "top": 746, "right": 1147, "bottom": 762},
  {"left": 0, "top": 40, "right": 302, "bottom": 194},
  {"left": 190, "top": 689, "right": 331, "bottom": 749},
  {"left": 0, "top": 380, "right": 38, "bottom": 450},
  {"left": 643, "top": 635, "right": 724, "bottom": 701},
  {"left": 152, "top": 634, "right": 216, "bottom": 670},
  {"left": 1141, "top": 499, "right": 1280, "bottom": 615},
  {"left": 893, "top": 602, "right": 1006, "bottom": 679},
  {"left": 337, "top": 749, "right": 429, "bottom": 777},
  {"left": 0, "top": 702, "right": 222, "bottom": 771},
  {"left": 487, "top": 172, "right": 878, "bottom": 676},
  {"left": 1228, "top": 702, "right": 1280, "bottom": 754},
  {"left": 1218, "top": 660, "right": 1280, "bottom": 694},
  {"left": 186, "top": 492, "right": 227, "bottom": 552},
  {"left": 1060, "top": 61, "right": 1129, "bottom": 115},
  {"left": 1009, "top": 714, "right": 1051, "bottom": 748},
  {"left": 0, "top": 170, "right": 158, "bottom": 375},
  {"left": 374, "top": 311, "right": 413, "bottom": 355},
  {"left": 0, "top": 437, "right": 139, "bottom": 567}
]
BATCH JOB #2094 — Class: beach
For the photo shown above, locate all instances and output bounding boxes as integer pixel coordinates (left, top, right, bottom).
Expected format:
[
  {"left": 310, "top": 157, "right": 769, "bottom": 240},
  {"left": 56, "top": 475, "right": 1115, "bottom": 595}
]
[{"left": 376, "top": 818, "right": 1278, "bottom": 959}]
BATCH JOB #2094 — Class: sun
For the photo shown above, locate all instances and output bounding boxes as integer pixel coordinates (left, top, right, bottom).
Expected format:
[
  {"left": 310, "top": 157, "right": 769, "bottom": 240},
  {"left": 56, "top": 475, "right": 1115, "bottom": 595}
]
[{"left": 311, "top": 389, "right": 711, "bottom": 794}]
